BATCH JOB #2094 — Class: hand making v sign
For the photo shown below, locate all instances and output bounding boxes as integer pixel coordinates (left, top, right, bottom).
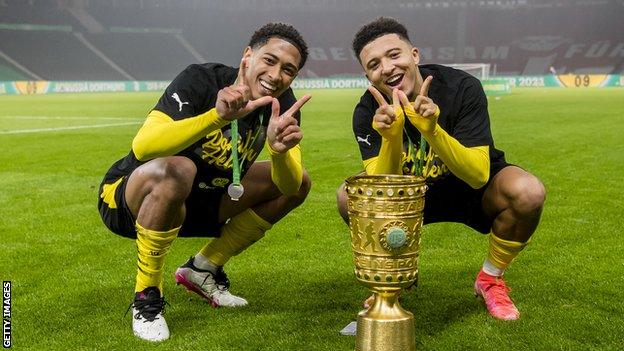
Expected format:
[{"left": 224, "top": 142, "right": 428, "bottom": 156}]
[
  {"left": 368, "top": 85, "right": 405, "bottom": 140},
  {"left": 267, "top": 94, "right": 312, "bottom": 153},
  {"left": 216, "top": 57, "right": 273, "bottom": 121},
  {"left": 398, "top": 75, "right": 440, "bottom": 135}
]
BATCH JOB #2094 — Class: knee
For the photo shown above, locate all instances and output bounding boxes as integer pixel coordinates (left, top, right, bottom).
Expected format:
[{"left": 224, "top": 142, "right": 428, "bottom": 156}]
[
  {"left": 336, "top": 183, "right": 349, "bottom": 223},
  {"left": 290, "top": 170, "right": 312, "bottom": 206},
  {"left": 509, "top": 175, "right": 546, "bottom": 214},
  {"left": 145, "top": 157, "right": 197, "bottom": 202},
  {"left": 300, "top": 170, "right": 312, "bottom": 198}
]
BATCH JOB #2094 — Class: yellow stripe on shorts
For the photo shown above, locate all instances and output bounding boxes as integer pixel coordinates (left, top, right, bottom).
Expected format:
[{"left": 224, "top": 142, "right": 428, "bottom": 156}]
[{"left": 100, "top": 177, "right": 124, "bottom": 209}]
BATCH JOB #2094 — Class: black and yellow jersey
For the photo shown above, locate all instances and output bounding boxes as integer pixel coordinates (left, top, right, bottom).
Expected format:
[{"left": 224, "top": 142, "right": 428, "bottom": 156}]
[
  {"left": 103, "top": 63, "right": 300, "bottom": 191},
  {"left": 352, "top": 64, "right": 506, "bottom": 186}
]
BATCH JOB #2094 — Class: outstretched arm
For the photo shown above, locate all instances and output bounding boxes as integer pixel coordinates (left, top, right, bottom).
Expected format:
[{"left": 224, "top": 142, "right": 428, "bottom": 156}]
[{"left": 132, "top": 108, "right": 227, "bottom": 161}]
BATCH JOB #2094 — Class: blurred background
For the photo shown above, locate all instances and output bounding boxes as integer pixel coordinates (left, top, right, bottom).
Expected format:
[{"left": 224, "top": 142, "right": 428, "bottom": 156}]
[{"left": 1, "top": 0, "right": 623, "bottom": 81}]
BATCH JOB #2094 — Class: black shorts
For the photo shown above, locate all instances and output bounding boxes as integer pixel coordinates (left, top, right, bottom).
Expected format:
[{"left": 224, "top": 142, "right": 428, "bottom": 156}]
[
  {"left": 97, "top": 174, "right": 226, "bottom": 239},
  {"left": 423, "top": 161, "right": 510, "bottom": 234}
]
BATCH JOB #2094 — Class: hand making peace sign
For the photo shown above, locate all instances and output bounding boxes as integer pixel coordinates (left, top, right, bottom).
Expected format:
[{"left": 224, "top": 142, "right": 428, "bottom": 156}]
[
  {"left": 401, "top": 75, "right": 440, "bottom": 135},
  {"left": 369, "top": 75, "right": 440, "bottom": 137},
  {"left": 216, "top": 57, "right": 274, "bottom": 121},
  {"left": 368, "top": 85, "right": 405, "bottom": 140},
  {"left": 267, "top": 94, "right": 312, "bottom": 153}
]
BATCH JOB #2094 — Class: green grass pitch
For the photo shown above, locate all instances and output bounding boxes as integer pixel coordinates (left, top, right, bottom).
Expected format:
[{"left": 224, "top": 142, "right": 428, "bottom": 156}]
[{"left": 1, "top": 88, "right": 623, "bottom": 350}]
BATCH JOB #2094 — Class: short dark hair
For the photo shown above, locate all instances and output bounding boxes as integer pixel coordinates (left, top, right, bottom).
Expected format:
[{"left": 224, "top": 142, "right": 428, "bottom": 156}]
[
  {"left": 248, "top": 22, "right": 308, "bottom": 69},
  {"left": 352, "top": 17, "right": 411, "bottom": 60}
]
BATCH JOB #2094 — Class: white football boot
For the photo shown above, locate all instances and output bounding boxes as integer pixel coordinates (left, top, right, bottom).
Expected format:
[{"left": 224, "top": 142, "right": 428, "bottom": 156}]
[
  {"left": 174, "top": 257, "right": 248, "bottom": 307},
  {"left": 128, "top": 287, "right": 170, "bottom": 342}
]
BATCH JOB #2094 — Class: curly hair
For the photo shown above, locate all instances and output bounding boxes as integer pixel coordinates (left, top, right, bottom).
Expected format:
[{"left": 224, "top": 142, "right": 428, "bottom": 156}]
[
  {"left": 248, "top": 23, "right": 309, "bottom": 69},
  {"left": 352, "top": 17, "right": 411, "bottom": 60}
]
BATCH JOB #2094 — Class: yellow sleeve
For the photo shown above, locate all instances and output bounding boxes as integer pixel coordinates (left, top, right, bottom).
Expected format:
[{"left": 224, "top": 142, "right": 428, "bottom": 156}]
[
  {"left": 132, "top": 108, "right": 228, "bottom": 161},
  {"left": 266, "top": 143, "right": 303, "bottom": 196},
  {"left": 365, "top": 132, "right": 403, "bottom": 175},
  {"left": 363, "top": 156, "right": 380, "bottom": 175},
  {"left": 365, "top": 106, "right": 405, "bottom": 175},
  {"left": 423, "top": 125, "right": 490, "bottom": 189}
]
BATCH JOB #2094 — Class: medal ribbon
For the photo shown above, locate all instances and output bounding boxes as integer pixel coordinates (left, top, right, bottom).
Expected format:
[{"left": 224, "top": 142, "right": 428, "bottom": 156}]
[
  {"left": 406, "top": 131, "right": 427, "bottom": 178},
  {"left": 230, "top": 119, "right": 242, "bottom": 186},
  {"left": 230, "top": 112, "right": 265, "bottom": 186}
]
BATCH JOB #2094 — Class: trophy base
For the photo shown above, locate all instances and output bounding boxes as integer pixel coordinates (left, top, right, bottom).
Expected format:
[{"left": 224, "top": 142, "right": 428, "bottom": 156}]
[{"left": 355, "top": 292, "right": 415, "bottom": 351}]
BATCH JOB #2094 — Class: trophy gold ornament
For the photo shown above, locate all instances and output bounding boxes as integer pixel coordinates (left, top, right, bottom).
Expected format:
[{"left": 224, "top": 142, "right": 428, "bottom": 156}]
[{"left": 345, "top": 174, "right": 427, "bottom": 351}]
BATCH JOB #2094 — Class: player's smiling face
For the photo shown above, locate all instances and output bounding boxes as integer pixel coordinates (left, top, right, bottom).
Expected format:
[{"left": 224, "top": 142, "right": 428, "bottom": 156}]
[
  {"left": 242, "top": 38, "right": 301, "bottom": 99},
  {"left": 359, "top": 34, "right": 420, "bottom": 100}
]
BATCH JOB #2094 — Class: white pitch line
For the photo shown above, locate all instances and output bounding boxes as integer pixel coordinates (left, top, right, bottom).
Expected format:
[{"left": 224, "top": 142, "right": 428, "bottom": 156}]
[{"left": 0, "top": 121, "right": 142, "bottom": 135}]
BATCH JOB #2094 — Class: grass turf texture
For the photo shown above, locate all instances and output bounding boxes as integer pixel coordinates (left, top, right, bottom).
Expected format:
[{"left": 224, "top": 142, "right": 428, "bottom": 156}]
[{"left": 1, "top": 88, "right": 623, "bottom": 350}]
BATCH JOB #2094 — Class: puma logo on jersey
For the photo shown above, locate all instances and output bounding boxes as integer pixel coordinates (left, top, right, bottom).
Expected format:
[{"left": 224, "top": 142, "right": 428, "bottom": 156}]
[
  {"left": 171, "top": 92, "right": 189, "bottom": 112},
  {"left": 357, "top": 134, "right": 371, "bottom": 146}
]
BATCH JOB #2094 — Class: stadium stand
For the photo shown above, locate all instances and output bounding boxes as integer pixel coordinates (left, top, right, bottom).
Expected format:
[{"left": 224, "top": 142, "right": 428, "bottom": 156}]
[
  {"left": 0, "top": 0, "right": 622, "bottom": 80},
  {"left": 0, "top": 56, "right": 26, "bottom": 80},
  {"left": 84, "top": 33, "right": 197, "bottom": 80},
  {"left": 0, "top": 30, "right": 126, "bottom": 80}
]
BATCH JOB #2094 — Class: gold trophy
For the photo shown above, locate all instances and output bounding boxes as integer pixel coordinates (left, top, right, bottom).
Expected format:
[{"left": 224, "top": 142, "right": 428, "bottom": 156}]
[{"left": 345, "top": 174, "right": 427, "bottom": 351}]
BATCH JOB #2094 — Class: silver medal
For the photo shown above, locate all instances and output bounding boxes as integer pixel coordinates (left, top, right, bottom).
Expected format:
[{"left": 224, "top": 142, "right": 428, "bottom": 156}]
[{"left": 228, "top": 183, "right": 244, "bottom": 201}]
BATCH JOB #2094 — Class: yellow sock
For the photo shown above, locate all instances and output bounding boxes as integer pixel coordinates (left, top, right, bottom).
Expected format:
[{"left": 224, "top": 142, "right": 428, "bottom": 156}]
[
  {"left": 484, "top": 233, "right": 528, "bottom": 276},
  {"left": 135, "top": 222, "right": 179, "bottom": 292},
  {"left": 199, "top": 209, "right": 272, "bottom": 266}
]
